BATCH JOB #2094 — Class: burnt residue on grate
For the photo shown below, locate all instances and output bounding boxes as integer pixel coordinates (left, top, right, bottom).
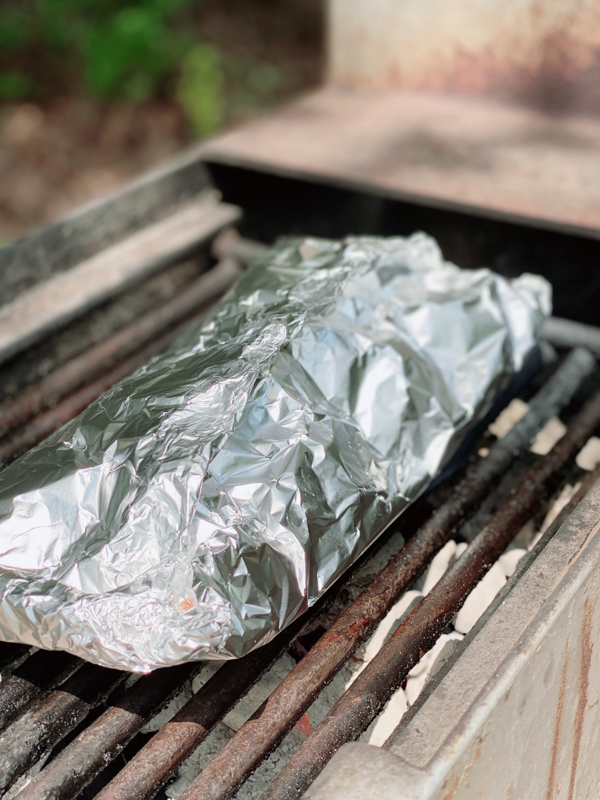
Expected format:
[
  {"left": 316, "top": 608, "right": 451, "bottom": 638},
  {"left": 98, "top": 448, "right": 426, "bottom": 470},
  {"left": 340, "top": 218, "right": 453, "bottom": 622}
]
[
  {"left": 0, "top": 650, "right": 82, "bottom": 734},
  {"left": 0, "top": 664, "right": 126, "bottom": 794}
]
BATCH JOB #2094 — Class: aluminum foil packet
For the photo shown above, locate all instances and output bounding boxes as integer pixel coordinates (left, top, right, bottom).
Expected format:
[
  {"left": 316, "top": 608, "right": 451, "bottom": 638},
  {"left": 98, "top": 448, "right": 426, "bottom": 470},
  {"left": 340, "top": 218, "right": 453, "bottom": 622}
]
[{"left": 0, "top": 234, "right": 551, "bottom": 672}]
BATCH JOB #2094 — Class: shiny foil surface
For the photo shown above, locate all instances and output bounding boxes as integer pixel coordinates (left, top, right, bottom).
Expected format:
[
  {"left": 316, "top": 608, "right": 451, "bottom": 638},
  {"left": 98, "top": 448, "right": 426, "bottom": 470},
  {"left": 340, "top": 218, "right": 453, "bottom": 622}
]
[{"left": 0, "top": 235, "right": 551, "bottom": 672}]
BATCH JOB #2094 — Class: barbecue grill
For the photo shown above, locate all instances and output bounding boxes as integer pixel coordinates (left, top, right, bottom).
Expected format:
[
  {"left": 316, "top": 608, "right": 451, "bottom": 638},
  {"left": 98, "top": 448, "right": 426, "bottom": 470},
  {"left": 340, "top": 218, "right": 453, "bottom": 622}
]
[{"left": 3, "top": 48, "right": 600, "bottom": 800}]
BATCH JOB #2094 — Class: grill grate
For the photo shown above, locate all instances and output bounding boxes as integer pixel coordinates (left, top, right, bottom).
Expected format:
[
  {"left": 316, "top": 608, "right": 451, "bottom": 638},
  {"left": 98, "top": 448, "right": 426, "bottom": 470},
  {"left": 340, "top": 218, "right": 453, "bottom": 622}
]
[
  {"left": 0, "top": 234, "right": 600, "bottom": 800},
  {"left": 256, "top": 386, "right": 600, "bottom": 800}
]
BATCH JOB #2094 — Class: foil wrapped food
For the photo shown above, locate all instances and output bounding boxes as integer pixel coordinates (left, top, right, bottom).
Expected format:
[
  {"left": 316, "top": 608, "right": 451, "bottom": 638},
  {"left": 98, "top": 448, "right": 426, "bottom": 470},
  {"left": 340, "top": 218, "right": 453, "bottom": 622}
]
[{"left": 0, "top": 234, "right": 551, "bottom": 672}]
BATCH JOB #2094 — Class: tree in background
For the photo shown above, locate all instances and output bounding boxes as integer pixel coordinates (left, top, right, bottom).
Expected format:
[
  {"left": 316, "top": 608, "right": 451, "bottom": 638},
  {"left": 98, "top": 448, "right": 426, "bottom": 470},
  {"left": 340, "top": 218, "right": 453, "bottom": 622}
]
[
  {"left": 0, "top": 0, "right": 321, "bottom": 137},
  {"left": 0, "top": 0, "right": 322, "bottom": 240}
]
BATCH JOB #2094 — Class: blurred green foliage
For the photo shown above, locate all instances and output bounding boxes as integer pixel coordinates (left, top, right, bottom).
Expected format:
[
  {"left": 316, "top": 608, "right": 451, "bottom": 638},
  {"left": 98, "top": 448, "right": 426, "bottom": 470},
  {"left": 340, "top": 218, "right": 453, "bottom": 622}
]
[
  {"left": 80, "top": 2, "right": 194, "bottom": 102},
  {"left": 0, "top": 0, "right": 287, "bottom": 136},
  {"left": 177, "top": 43, "right": 223, "bottom": 137}
]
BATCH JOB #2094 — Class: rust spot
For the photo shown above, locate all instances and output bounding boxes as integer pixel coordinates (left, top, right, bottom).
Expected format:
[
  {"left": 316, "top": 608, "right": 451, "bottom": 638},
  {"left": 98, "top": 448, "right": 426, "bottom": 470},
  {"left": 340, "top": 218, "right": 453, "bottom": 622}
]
[
  {"left": 337, "top": 5, "right": 600, "bottom": 116},
  {"left": 475, "top": 738, "right": 483, "bottom": 762},
  {"left": 295, "top": 714, "right": 313, "bottom": 737},
  {"left": 506, "top": 785, "right": 513, "bottom": 799},
  {"left": 566, "top": 597, "right": 595, "bottom": 800},
  {"left": 441, "top": 736, "right": 486, "bottom": 800},
  {"left": 441, "top": 774, "right": 461, "bottom": 800},
  {"left": 546, "top": 642, "right": 570, "bottom": 800},
  {"left": 347, "top": 618, "right": 368, "bottom": 636}
]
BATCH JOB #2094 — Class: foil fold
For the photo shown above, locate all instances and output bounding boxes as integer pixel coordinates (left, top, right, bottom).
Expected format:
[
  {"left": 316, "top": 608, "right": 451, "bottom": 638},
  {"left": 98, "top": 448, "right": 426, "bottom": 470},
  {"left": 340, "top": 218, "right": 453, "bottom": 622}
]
[{"left": 0, "top": 234, "right": 551, "bottom": 672}]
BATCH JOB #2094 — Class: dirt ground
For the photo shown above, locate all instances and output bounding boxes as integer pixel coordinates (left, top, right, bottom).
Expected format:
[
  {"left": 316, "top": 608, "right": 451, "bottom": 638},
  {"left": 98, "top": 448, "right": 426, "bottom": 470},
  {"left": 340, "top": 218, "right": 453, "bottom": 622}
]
[{"left": 0, "top": 0, "right": 324, "bottom": 243}]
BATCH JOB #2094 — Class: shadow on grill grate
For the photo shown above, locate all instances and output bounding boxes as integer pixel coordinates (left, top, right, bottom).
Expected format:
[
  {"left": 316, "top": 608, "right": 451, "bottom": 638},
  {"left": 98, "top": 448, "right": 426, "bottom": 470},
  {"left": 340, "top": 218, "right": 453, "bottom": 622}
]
[{"left": 1, "top": 229, "right": 600, "bottom": 800}]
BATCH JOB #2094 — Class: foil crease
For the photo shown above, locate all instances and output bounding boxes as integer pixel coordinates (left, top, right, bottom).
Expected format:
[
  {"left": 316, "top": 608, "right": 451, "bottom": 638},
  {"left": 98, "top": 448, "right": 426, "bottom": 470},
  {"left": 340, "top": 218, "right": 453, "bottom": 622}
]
[{"left": 0, "top": 234, "right": 551, "bottom": 672}]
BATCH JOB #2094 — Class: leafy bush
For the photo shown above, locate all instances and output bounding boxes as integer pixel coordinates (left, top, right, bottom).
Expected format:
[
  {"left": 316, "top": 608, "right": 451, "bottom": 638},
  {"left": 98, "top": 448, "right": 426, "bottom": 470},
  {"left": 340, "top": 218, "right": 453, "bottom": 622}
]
[
  {"left": 176, "top": 43, "right": 223, "bottom": 137},
  {"left": 78, "top": 0, "right": 198, "bottom": 102},
  {"left": 0, "top": 1, "right": 192, "bottom": 99},
  {"left": 0, "top": 0, "right": 287, "bottom": 137}
]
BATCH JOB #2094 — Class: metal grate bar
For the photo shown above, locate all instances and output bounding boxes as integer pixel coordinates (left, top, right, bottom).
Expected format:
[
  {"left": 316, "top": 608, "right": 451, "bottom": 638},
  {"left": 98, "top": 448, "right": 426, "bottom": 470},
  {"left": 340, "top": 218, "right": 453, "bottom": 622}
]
[
  {"left": 0, "top": 263, "right": 240, "bottom": 468},
  {"left": 0, "top": 664, "right": 126, "bottom": 794},
  {"left": 9, "top": 663, "right": 200, "bottom": 800},
  {"left": 85, "top": 348, "right": 595, "bottom": 800},
  {"left": 0, "top": 260, "right": 240, "bottom": 440},
  {"left": 0, "top": 650, "right": 81, "bottom": 734},
  {"left": 0, "top": 330, "right": 178, "bottom": 467},
  {"left": 0, "top": 259, "right": 201, "bottom": 407},
  {"left": 0, "top": 642, "right": 31, "bottom": 674},
  {"left": 11, "top": 662, "right": 203, "bottom": 800},
  {"left": 385, "top": 458, "right": 600, "bottom": 751},
  {"left": 543, "top": 316, "right": 600, "bottom": 357},
  {"left": 253, "top": 386, "right": 600, "bottom": 800},
  {"left": 0, "top": 310, "right": 209, "bottom": 468},
  {"left": 95, "top": 614, "right": 313, "bottom": 800},
  {"left": 0, "top": 197, "right": 240, "bottom": 365}
]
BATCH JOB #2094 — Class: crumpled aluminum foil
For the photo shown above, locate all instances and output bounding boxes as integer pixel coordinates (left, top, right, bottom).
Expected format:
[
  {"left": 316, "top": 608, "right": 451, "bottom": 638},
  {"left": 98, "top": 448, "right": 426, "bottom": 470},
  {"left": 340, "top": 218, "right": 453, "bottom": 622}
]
[{"left": 0, "top": 234, "right": 551, "bottom": 672}]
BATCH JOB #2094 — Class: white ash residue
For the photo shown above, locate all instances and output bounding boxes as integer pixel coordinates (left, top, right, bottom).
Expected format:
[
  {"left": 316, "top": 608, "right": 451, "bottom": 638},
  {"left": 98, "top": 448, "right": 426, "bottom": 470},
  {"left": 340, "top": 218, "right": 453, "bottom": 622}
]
[
  {"left": 488, "top": 398, "right": 529, "bottom": 439},
  {"left": 223, "top": 654, "right": 297, "bottom": 732},
  {"left": 162, "top": 416, "right": 600, "bottom": 795},
  {"left": 166, "top": 723, "right": 234, "bottom": 799},
  {"left": 454, "top": 561, "right": 507, "bottom": 634},
  {"left": 531, "top": 416, "right": 567, "bottom": 455},
  {"left": 577, "top": 436, "right": 600, "bottom": 471}
]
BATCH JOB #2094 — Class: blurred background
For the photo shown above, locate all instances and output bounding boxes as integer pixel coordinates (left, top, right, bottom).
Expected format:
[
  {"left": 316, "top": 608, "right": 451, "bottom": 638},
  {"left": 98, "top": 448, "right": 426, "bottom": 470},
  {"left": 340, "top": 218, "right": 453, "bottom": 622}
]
[{"left": 0, "top": 0, "right": 324, "bottom": 243}]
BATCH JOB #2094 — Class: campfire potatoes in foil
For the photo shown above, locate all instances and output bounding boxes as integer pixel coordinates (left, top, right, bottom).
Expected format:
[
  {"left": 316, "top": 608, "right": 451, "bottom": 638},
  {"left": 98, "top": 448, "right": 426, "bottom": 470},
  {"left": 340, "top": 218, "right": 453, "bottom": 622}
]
[{"left": 0, "top": 234, "right": 550, "bottom": 671}]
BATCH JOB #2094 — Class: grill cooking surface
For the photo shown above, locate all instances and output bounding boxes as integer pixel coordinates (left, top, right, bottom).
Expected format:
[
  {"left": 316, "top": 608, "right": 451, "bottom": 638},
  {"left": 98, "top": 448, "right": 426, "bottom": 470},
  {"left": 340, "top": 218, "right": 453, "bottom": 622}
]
[{"left": 1, "top": 230, "right": 600, "bottom": 800}]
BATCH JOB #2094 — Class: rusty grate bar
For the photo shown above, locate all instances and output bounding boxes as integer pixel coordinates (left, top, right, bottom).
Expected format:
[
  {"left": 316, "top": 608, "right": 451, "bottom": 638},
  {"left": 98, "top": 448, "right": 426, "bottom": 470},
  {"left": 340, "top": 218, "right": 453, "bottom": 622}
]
[
  {"left": 94, "top": 614, "right": 312, "bottom": 800},
  {"left": 0, "top": 260, "right": 240, "bottom": 441},
  {"left": 0, "top": 663, "right": 126, "bottom": 794},
  {"left": 78, "top": 348, "right": 595, "bottom": 800},
  {"left": 11, "top": 664, "right": 201, "bottom": 800},
  {"left": 0, "top": 312, "right": 208, "bottom": 468},
  {"left": 13, "top": 616, "right": 317, "bottom": 800},
  {"left": 1, "top": 663, "right": 200, "bottom": 798},
  {"left": 0, "top": 650, "right": 81, "bottom": 734},
  {"left": 385, "top": 458, "right": 600, "bottom": 752},
  {"left": 251, "top": 386, "right": 600, "bottom": 800}
]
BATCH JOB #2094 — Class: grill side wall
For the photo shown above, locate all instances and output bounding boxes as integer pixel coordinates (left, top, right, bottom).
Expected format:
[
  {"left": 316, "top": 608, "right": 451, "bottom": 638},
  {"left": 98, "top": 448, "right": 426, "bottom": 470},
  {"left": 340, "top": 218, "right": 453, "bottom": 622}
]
[{"left": 305, "top": 475, "right": 600, "bottom": 800}]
